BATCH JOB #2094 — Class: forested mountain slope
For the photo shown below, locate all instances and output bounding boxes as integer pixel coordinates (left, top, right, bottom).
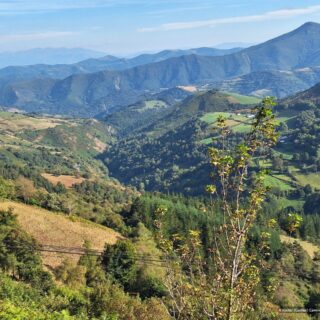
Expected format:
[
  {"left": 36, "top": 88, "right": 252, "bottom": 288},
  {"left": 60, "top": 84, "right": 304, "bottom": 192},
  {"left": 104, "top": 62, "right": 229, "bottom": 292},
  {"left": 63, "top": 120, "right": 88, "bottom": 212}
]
[
  {"left": 104, "top": 85, "right": 320, "bottom": 196},
  {"left": 103, "top": 91, "right": 261, "bottom": 193},
  {"left": 1, "top": 22, "right": 320, "bottom": 116},
  {"left": 0, "top": 47, "right": 242, "bottom": 90},
  {"left": 211, "top": 67, "right": 320, "bottom": 98}
]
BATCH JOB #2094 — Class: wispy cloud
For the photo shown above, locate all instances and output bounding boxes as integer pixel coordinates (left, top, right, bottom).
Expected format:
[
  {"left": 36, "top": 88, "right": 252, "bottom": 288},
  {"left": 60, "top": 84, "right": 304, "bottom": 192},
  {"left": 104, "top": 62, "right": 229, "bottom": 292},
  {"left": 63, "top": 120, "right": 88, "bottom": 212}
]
[
  {"left": 0, "top": 31, "right": 77, "bottom": 43},
  {"left": 145, "top": 1, "right": 250, "bottom": 16},
  {"left": 0, "top": 0, "right": 144, "bottom": 15},
  {"left": 138, "top": 4, "right": 320, "bottom": 32},
  {"left": 145, "top": 5, "right": 216, "bottom": 17}
]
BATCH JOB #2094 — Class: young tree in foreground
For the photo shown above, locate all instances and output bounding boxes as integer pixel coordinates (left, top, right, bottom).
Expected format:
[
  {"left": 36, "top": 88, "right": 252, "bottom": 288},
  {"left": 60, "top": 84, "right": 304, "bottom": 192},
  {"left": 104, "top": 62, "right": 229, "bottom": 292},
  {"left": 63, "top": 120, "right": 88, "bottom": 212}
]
[{"left": 155, "top": 97, "right": 279, "bottom": 320}]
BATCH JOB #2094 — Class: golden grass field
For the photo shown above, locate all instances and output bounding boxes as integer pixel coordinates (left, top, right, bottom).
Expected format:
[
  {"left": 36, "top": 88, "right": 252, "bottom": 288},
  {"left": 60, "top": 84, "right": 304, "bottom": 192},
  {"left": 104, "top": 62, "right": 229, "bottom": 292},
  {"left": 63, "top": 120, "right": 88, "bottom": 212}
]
[
  {"left": 0, "top": 111, "right": 66, "bottom": 133},
  {"left": 0, "top": 201, "right": 122, "bottom": 268},
  {"left": 280, "top": 234, "right": 319, "bottom": 258},
  {"left": 41, "top": 173, "right": 86, "bottom": 188}
]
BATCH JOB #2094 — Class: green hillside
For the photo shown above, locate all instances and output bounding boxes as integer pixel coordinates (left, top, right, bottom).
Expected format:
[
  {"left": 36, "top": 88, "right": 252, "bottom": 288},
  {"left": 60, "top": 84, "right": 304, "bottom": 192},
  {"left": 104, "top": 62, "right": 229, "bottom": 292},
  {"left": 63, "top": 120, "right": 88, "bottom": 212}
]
[
  {"left": 104, "top": 91, "right": 263, "bottom": 193},
  {"left": 5, "top": 10, "right": 320, "bottom": 320},
  {"left": 212, "top": 68, "right": 320, "bottom": 98},
  {"left": 104, "top": 85, "right": 320, "bottom": 210},
  {"left": 1, "top": 89, "right": 320, "bottom": 320},
  {"left": 0, "top": 111, "right": 116, "bottom": 179}
]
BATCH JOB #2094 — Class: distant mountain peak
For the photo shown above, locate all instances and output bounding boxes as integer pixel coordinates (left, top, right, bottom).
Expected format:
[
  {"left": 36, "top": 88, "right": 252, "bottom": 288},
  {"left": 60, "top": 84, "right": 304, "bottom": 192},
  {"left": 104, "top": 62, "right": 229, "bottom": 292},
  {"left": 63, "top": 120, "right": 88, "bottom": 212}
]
[
  {"left": 97, "top": 55, "right": 120, "bottom": 61},
  {"left": 292, "top": 21, "right": 320, "bottom": 34},
  {"left": 300, "top": 21, "right": 320, "bottom": 28}
]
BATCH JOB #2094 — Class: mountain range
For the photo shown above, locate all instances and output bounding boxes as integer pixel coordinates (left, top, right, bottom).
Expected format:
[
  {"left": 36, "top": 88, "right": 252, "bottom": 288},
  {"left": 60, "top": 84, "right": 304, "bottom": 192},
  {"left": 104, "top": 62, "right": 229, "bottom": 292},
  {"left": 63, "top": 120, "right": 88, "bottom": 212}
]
[
  {"left": 0, "top": 48, "right": 106, "bottom": 68},
  {"left": 0, "top": 47, "right": 242, "bottom": 82},
  {"left": 1, "top": 22, "right": 320, "bottom": 116}
]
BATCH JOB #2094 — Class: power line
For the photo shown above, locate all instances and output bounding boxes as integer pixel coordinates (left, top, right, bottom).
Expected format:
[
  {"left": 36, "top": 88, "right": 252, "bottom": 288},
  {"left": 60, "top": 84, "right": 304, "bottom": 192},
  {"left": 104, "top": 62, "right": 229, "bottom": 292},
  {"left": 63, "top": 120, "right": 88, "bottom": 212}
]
[
  {"left": 2, "top": 243, "right": 167, "bottom": 261},
  {"left": 0, "top": 243, "right": 172, "bottom": 268}
]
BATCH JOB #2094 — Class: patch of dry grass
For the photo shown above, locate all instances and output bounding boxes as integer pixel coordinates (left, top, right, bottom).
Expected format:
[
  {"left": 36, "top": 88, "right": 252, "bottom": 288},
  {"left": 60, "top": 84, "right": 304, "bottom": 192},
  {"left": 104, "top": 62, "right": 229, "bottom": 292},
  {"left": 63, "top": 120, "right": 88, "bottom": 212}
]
[
  {"left": 41, "top": 173, "right": 86, "bottom": 188},
  {"left": 0, "top": 112, "right": 66, "bottom": 132},
  {"left": 280, "top": 235, "right": 319, "bottom": 258},
  {"left": 86, "top": 133, "right": 107, "bottom": 152},
  {"left": 0, "top": 201, "right": 122, "bottom": 267}
]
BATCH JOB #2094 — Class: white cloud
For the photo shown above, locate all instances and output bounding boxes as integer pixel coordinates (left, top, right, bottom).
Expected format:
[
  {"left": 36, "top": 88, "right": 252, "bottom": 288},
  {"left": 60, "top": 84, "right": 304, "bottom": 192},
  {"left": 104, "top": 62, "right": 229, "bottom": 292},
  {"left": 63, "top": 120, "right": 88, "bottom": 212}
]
[
  {"left": 0, "top": 32, "right": 77, "bottom": 43},
  {"left": 138, "top": 4, "right": 320, "bottom": 32},
  {"left": 0, "top": 0, "right": 143, "bottom": 15},
  {"left": 145, "top": 5, "right": 216, "bottom": 16}
]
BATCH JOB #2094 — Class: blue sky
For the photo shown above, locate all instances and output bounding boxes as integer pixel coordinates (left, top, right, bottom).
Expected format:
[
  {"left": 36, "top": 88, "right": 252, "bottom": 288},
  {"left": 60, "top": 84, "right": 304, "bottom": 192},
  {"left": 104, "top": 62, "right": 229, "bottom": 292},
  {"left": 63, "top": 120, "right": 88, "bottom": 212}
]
[{"left": 1, "top": 0, "right": 320, "bottom": 55}]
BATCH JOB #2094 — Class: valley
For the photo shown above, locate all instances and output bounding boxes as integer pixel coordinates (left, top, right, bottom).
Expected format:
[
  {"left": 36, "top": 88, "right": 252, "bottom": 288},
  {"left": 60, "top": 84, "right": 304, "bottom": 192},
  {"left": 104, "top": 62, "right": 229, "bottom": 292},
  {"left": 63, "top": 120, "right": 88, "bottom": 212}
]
[{"left": 0, "top": 18, "right": 320, "bottom": 320}]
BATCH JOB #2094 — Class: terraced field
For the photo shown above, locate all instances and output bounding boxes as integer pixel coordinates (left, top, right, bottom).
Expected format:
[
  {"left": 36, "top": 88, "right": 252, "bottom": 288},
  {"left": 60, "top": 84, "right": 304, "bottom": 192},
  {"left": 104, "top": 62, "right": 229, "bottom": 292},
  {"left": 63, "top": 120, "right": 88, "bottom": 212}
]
[{"left": 200, "top": 112, "right": 254, "bottom": 137}]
